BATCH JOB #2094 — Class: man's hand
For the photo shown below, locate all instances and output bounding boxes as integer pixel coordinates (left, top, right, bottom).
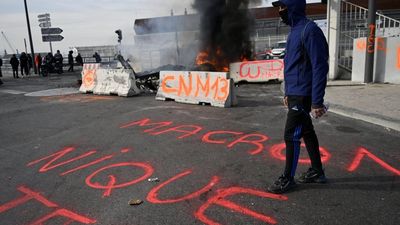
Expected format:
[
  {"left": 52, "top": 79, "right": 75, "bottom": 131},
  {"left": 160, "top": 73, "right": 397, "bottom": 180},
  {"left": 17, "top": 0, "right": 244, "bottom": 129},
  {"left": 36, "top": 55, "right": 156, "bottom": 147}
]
[
  {"left": 311, "top": 107, "right": 326, "bottom": 119},
  {"left": 283, "top": 96, "right": 288, "bottom": 107}
]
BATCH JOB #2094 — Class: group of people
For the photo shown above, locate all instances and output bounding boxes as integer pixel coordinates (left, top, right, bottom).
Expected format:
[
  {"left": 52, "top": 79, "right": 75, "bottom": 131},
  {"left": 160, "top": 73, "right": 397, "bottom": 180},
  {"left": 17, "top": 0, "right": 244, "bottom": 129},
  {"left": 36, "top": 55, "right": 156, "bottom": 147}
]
[
  {"left": 0, "top": 57, "right": 2, "bottom": 85},
  {"left": 0, "top": 50, "right": 102, "bottom": 79},
  {"left": 6, "top": 51, "right": 85, "bottom": 78},
  {"left": 9, "top": 52, "right": 33, "bottom": 78}
]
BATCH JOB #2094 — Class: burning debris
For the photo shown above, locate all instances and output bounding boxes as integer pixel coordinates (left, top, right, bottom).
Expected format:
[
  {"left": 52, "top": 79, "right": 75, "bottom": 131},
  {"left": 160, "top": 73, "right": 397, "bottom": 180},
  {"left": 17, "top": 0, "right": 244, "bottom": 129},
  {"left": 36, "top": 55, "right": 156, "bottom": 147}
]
[{"left": 193, "top": 0, "right": 255, "bottom": 71}]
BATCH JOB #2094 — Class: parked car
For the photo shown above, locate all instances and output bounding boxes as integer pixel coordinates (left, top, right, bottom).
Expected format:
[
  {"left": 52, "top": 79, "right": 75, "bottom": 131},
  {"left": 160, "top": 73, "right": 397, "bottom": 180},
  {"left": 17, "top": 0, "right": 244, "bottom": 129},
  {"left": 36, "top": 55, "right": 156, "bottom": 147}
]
[
  {"left": 255, "top": 49, "right": 272, "bottom": 60},
  {"left": 266, "top": 41, "right": 287, "bottom": 59}
]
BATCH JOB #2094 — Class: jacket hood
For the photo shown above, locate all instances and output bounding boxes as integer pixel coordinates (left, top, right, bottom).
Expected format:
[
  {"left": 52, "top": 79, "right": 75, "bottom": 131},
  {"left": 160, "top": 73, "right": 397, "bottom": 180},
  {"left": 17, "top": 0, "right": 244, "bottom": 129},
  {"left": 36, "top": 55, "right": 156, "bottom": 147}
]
[{"left": 279, "top": 0, "right": 306, "bottom": 26}]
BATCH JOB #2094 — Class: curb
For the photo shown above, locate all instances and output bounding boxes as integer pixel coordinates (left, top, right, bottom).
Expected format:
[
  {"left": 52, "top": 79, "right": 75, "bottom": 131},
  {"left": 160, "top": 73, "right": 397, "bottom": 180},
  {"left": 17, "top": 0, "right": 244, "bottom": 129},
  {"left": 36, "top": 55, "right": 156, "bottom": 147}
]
[
  {"left": 329, "top": 104, "right": 400, "bottom": 132},
  {"left": 326, "top": 81, "right": 366, "bottom": 87}
]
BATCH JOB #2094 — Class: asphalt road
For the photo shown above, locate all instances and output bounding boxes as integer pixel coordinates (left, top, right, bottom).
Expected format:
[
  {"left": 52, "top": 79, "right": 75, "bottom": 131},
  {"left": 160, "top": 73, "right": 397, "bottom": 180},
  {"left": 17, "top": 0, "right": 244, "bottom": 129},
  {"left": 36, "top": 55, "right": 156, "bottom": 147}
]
[{"left": 0, "top": 74, "right": 399, "bottom": 225}]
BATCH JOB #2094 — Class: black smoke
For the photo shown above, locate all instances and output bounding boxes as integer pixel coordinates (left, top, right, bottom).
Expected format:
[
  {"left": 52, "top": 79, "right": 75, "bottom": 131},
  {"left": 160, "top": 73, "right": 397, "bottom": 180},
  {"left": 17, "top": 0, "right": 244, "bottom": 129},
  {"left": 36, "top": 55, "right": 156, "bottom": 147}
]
[{"left": 193, "top": 0, "right": 255, "bottom": 70}]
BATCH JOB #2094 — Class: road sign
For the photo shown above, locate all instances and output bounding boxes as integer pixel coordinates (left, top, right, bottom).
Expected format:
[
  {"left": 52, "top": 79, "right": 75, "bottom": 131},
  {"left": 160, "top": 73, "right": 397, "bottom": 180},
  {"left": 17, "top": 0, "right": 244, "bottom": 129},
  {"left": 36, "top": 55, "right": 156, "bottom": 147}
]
[
  {"left": 39, "top": 22, "right": 51, "bottom": 28},
  {"left": 41, "top": 28, "right": 63, "bottom": 35},
  {"left": 42, "top": 35, "right": 64, "bottom": 42},
  {"left": 38, "top": 17, "right": 51, "bottom": 23},
  {"left": 38, "top": 13, "right": 50, "bottom": 18}
]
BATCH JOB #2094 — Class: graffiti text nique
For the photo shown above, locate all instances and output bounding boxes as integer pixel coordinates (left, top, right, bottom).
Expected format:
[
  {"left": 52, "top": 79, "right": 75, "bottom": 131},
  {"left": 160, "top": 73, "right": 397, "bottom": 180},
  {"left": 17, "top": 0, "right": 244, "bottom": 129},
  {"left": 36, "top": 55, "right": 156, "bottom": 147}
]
[{"left": 1, "top": 117, "right": 398, "bottom": 225}]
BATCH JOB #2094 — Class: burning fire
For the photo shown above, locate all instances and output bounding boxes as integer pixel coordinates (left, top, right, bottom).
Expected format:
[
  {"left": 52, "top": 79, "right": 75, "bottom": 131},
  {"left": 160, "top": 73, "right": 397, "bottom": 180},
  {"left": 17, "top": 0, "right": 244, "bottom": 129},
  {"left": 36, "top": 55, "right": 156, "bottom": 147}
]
[
  {"left": 195, "top": 48, "right": 232, "bottom": 72},
  {"left": 195, "top": 51, "right": 211, "bottom": 66},
  {"left": 195, "top": 47, "right": 251, "bottom": 72}
]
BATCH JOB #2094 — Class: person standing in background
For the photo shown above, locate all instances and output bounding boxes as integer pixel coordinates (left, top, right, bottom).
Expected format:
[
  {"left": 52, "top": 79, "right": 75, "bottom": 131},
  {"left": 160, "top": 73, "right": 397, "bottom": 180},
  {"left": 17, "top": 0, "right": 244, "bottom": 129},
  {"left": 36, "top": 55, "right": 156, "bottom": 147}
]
[
  {"left": 0, "top": 57, "right": 3, "bottom": 85},
  {"left": 10, "top": 54, "right": 19, "bottom": 78},
  {"left": 76, "top": 53, "right": 83, "bottom": 66},
  {"left": 93, "top": 52, "right": 101, "bottom": 63},
  {"left": 19, "top": 52, "right": 29, "bottom": 77},
  {"left": 0, "top": 57, "right": 3, "bottom": 77},
  {"left": 35, "top": 53, "right": 42, "bottom": 75},
  {"left": 27, "top": 54, "right": 33, "bottom": 75},
  {"left": 67, "top": 51, "right": 74, "bottom": 72},
  {"left": 54, "top": 50, "right": 64, "bottom": 74}
]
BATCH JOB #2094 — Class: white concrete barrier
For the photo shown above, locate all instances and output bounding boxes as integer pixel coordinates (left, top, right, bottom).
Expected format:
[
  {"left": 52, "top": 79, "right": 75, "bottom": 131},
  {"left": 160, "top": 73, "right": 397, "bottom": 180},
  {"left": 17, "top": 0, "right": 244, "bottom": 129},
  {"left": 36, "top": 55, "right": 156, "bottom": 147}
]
[
  {"left": 79, "top": 64, "right": 100, "bottom": 93},
  {"left": 229, "top": 59, "right": 284, "bottom": 83},
  {"left": 352, "top": 37, "right": 400, "bottom": 84},
  {"left": 156, "top": 71, "right": 237, "bottom": 108},
  {"left": 79, "top": 64, "right": 141, "bottom": 97}
]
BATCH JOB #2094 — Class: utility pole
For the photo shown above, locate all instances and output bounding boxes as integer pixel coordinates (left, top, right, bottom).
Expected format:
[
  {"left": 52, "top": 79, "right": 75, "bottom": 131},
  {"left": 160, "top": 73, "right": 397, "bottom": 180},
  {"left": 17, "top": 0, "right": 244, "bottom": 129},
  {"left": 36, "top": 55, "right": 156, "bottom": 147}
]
[
  {"left": 24, "top": 38, "right": 28, "bottom": 52},
  {"left": 171, "top": 9, "right": 180, "bottom": 65},
  {"left": 24, "top": 0, "right": 37, "bottom": 74},
  {"left": 364, "top": 0, "right": 376, "bottom": 83}
]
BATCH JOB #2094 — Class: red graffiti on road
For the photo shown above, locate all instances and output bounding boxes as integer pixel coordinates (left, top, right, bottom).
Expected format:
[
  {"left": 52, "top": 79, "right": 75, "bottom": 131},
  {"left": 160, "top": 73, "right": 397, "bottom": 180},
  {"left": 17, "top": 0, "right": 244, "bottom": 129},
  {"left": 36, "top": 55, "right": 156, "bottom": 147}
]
[
  {"left": 0, "top": 186, "right": 96, "bottom": 224},
  {"left": 195, "top": 187, "right": 288, "bottom": 225},
  {"left": 270, "top": 142, "right": 331, "bottom": 163},
  {"left": 13, "top": 116, "right": 398, "bottom": 224},
  {"left": 239, "top": 60, "right": 284, "bottom": 80},
  {"left": 146, "top": 168, "right": 288, "bottom": 224},
  {"left": 85, "top": 162, "right": 154, "bottom": 197},
  {"left": 120, "top": 118, "right": 270, "bottom": 155},
  {"left": 27, "top": 146, "right": 97, "bottom": 173},
  {"left": 147, "top": 170, "right": 219, "bottom": 204},
  {"left": 26, "top": 146, "right": 149, "bottom": 197},
  {"left": 347, "top": 147, "right": 400, "bottom": 176}
]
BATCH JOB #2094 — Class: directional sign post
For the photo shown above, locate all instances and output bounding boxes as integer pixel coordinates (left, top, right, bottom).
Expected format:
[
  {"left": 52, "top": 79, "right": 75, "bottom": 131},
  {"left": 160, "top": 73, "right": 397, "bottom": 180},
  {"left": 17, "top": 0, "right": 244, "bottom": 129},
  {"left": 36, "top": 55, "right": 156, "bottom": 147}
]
[
  {"left": 37, "top": 13, "right": 64, "bottom": 53},
  {"left": 38, "top": 13, "right": 53, "bottom": 53},
  {"left": 38, "top": 17, "right": 50, "bottom": 23},
  {"left": 39, "top": 22, "right": 51, "bottom": 28},
  {"left": 38, "top": 13, "right": 50, "bottom": 18},
  {"left": 42, "top": 35, "right": 64, "bottom": 42},
  {"left": 41, "top": 28, "right": 63, "bottom": 35}
]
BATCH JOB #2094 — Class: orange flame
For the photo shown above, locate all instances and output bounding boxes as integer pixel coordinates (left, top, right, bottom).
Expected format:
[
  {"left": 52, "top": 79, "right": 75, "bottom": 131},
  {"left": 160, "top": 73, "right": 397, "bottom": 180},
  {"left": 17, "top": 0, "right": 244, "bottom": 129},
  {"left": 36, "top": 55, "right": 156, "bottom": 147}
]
[
  {"left": 195, "top": 47, "right": 248, "bottom": 72},
  {"left": 196, "top": 51, "right": 210, "bottom": 65}
]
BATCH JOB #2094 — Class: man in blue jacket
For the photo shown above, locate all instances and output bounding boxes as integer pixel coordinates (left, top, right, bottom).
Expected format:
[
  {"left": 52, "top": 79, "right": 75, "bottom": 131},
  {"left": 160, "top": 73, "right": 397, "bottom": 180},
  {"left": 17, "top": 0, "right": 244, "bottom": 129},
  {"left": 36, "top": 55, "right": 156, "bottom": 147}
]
[{"left": 267, "top": 0, "right": 329, "bottom": 194}]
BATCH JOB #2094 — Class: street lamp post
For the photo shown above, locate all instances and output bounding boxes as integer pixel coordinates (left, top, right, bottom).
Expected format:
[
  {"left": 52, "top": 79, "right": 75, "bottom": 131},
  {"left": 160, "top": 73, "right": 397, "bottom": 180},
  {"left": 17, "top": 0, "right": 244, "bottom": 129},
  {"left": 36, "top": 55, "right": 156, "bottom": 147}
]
[
  {"left": 24, "top": 0, "right": 37, "bottom": 74},
  {"left": 364, "top": 0, "right": 376, "bottom": 83}
]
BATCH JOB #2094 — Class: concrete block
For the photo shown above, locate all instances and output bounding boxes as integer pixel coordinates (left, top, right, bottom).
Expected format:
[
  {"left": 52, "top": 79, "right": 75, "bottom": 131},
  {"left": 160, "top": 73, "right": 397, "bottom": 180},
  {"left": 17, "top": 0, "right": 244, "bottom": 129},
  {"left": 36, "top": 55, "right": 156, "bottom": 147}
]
[
  {"left": 156, "top": 71, "right": 237, "bottom": 108},
  {"left": 352, "top": 37, "right": 400, "bottom": 84},
  {"left": 229, "top": 59, "right": 284, "bottom": 83},
  {"left": 79, "top": 64, "right": 101, "bottom": 93},
  {"left": 79, "top": 64, "right": 141, "bottom": 97},
  {"left": 92, "top": 69, "right": 141, "bottom": 97}
]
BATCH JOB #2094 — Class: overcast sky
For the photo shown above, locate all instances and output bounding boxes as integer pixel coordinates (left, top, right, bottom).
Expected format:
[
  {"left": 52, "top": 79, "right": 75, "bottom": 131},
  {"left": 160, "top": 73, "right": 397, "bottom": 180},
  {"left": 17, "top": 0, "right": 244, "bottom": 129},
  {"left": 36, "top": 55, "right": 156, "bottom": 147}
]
[{"left": 0, "top": 0, "right": 320, "bottom": 55}]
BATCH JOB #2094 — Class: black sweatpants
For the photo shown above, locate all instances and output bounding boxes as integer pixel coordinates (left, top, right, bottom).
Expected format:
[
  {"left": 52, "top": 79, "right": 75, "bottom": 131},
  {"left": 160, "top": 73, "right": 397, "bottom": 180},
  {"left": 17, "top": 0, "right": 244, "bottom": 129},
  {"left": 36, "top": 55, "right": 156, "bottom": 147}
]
[{"left": 283, "top": 96, "right": 323, "bottom": 178}]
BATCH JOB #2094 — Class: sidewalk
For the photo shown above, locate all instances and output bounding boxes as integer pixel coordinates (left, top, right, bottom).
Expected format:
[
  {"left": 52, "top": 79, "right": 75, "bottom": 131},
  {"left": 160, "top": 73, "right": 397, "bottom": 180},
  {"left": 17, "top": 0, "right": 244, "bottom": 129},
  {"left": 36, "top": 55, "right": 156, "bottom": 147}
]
[{"left": 325, "top": 81, "right": 400, "bottom": 132}]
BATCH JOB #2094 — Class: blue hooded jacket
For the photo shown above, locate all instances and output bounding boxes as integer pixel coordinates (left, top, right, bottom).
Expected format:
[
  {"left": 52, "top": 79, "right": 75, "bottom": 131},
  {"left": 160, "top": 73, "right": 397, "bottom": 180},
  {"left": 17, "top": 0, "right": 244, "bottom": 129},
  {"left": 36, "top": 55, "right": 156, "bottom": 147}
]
[{"left": 280, "top": 0, "right": 329, "bottom": 108}]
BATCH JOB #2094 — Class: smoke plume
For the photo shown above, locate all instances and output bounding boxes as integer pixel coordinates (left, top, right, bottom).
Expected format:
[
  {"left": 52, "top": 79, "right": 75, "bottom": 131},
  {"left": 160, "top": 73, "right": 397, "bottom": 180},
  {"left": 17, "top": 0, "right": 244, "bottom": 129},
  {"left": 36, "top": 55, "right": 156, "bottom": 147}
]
[{"left": 193, "top": 0, "right": 255, "bottom": 70}]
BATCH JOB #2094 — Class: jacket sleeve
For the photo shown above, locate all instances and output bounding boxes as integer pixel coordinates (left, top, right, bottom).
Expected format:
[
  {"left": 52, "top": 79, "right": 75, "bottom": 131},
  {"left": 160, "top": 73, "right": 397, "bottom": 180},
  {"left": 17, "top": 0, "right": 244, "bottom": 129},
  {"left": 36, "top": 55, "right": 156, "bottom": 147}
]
[{"left": 304, "top": 25, "right": 329, "bottom": 108}]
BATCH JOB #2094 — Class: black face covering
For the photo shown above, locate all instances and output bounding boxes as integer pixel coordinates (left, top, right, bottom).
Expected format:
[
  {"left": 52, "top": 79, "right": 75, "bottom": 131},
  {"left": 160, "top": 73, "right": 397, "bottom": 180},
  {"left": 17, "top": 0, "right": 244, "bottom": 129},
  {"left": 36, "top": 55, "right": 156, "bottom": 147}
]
[{"left": 279, "top": 8, "right": 290, "bottom": 25}]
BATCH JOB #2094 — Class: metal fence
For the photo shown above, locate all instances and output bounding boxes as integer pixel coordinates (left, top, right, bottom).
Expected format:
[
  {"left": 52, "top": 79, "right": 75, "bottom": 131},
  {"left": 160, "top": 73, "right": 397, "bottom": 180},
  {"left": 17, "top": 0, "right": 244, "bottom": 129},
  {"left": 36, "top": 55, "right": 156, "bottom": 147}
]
[{"left": 339, "top": 0, "right": 400, "bottom": 71}]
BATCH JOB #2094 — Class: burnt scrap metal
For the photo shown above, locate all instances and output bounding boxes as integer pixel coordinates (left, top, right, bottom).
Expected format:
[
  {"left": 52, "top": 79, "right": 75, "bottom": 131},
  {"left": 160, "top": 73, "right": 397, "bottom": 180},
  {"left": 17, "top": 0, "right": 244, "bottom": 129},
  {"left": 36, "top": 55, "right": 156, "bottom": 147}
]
[
  {"left": 116, "top": 55, "right": 186, "bottom": 91},
  {"left": 116, "top": 54, "right": 135, "bottom": 71},
  {"left": 135, "top": 64, "right": 187, "bottom": 91}
]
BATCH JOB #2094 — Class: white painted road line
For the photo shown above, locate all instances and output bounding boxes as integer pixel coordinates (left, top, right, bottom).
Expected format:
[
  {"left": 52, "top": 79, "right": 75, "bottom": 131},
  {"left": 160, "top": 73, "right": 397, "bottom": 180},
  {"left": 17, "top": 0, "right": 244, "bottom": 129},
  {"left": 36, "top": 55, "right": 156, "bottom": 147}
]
[{"left": 0, "top": 89, "right": 28, "bottom": 95}]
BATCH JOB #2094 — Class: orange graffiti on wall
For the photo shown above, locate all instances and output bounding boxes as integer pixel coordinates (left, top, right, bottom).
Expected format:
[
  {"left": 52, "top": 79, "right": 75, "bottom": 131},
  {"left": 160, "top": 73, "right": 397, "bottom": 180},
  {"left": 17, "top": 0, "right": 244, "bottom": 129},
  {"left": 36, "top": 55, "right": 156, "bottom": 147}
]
[
  {"left": 356, "top": 39, "right": 367, "bottom": 51},
  {"left": 161, "top": 73, "right": 229, "bottom": 101},
  {"left": 367, "top": 24, "right": 376, "bottom": 53},
  {"left": 397, "top": 47, "right": 400, "bottom": 70},
  {"left": 83, "top": 70, "right": 96, "bottom": 88},
  {"left": 355, "top": 37, "right": 387, "bottom": 53}
]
